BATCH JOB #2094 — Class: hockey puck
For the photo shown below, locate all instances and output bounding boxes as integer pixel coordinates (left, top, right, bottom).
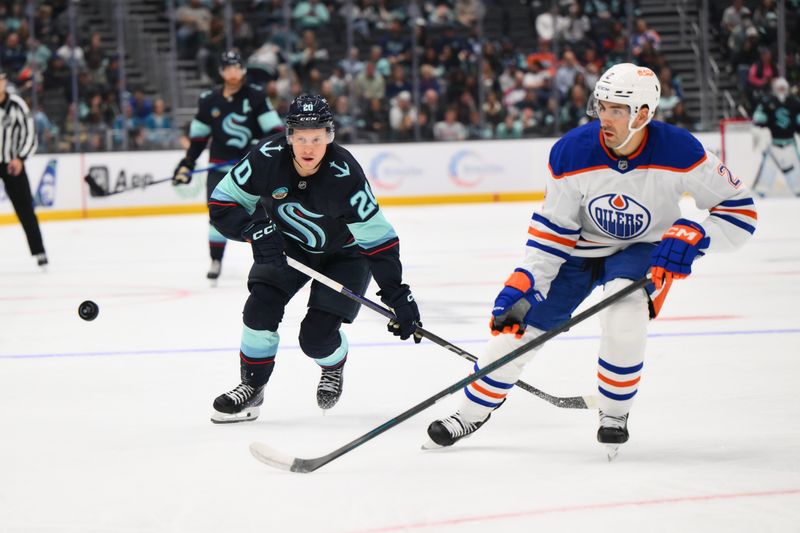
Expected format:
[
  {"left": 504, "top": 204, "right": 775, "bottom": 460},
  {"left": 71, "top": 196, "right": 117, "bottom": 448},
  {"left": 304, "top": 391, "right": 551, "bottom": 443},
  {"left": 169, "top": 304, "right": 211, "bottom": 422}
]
[{"left": 78, "top": 300, "right": 99, "bottom": 321}]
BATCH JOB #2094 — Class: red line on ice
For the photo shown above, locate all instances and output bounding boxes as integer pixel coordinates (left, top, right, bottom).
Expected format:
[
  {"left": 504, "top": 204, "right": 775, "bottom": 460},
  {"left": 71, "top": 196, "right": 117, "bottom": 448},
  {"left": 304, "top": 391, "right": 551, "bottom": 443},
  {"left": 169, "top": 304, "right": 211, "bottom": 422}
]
[{"left": 346, "top": 488, "right": 800, "bottom": 533}]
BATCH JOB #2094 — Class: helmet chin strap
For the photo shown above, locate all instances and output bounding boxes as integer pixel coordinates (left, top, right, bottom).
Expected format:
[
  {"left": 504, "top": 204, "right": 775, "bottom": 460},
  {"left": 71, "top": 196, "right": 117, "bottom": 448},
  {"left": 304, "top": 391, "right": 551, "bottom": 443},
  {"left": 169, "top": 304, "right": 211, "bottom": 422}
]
[{"left": 611, "top": 112, "right": 649, "bottom": 152}]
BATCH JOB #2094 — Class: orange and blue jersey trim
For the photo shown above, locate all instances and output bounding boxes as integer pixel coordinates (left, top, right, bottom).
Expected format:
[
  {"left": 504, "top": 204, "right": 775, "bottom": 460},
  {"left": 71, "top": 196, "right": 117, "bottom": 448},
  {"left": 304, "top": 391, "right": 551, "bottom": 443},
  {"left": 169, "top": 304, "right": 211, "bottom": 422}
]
[{"left": 710, "top": 198, "right": 757, "bottom": 234}]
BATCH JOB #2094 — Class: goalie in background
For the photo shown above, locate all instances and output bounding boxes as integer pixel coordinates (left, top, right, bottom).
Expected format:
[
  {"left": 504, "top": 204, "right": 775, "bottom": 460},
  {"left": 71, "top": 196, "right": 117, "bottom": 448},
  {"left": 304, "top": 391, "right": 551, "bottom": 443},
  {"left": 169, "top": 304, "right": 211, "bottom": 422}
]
[{"left": 751, "top": 77, "right": 800, "bottom": 197}]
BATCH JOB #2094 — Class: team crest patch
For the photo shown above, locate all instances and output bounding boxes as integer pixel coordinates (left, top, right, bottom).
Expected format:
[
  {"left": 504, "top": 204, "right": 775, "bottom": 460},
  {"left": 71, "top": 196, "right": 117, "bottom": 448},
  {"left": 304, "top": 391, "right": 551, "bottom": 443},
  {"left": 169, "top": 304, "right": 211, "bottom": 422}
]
[
  {"left": 588, "top": 193, "right": 651, "bottom": 240},
  {"left": 271, "top": 187, "right": 288, "bottom": 199}
]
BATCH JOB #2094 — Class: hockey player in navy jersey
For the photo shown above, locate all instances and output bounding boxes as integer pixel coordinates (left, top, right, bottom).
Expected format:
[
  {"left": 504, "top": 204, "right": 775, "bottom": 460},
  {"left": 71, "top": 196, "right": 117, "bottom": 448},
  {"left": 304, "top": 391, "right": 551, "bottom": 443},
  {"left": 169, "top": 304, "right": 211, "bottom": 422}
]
[
  {"left": 172, "top": 50, "right": 283, "bottom": 282},
  {"left": 426, "top": 63, "right": 758, "bottom": 458},
  {"left": 207, "top": 94, "right": 422, "bottom": 422},
  {"left": 752, "top": 77, "right": 800, "bottom": 197}
]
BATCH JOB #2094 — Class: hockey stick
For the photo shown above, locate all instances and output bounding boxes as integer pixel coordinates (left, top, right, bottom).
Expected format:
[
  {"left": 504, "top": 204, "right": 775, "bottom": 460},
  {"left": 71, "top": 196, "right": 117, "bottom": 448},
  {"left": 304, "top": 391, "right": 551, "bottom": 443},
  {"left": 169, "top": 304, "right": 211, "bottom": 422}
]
[
  {"left": 287, "top": 256, "right": 595, "bottom": 410},
  {"left": 250, "top": 275, "right": 650, "bottom": 473},
  {"left": 83, "top": 160, "right": 237, "bottom": 197}
]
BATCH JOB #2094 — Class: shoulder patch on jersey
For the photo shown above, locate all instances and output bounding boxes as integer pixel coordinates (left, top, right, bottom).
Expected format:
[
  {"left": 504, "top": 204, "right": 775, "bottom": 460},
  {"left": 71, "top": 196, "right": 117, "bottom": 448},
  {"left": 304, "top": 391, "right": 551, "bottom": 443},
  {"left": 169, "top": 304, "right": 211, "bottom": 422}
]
[
  {"left": 199, "top": 90, "right": 213, "bottom": 100},
  {"left": 248, "top": 83, "right": 264, "bottom": 93},
  {"left": 258, "top": 140, "right": 284, "bottom": 157},
  {"left": 329, "top": 160, "right": 350, "bottom": 177}
]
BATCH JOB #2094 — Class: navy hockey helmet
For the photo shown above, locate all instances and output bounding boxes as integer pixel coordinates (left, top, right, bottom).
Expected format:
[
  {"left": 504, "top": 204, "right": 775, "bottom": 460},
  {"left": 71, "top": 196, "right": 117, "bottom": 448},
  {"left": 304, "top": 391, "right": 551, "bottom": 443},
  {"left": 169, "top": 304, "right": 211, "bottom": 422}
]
[
  {"left": 219, "top": 50, "right": 246, "bottom": 72},
  {"left": 285, "top": 94, "right": 335, "bottom": 144}
]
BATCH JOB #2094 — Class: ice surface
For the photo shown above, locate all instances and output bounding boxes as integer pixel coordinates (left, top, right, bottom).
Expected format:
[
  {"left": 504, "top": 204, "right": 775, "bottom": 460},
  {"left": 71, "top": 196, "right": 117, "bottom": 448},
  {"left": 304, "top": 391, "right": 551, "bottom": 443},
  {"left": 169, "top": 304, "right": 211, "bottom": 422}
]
[{"left": 1, "top": 199, "right": 798, "bottom": 532}]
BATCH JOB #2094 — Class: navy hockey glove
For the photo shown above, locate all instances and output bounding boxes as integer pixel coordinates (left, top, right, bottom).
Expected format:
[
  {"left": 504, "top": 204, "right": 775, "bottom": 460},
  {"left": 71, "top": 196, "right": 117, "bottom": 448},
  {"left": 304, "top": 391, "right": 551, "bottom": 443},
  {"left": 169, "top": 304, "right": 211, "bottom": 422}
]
[
  {"left": 490, "top": 269, "right": 543, "bottom": 339},
  {"left": 651, "top": 219, "right": 710, "bottom": 290},
  {"left": 378, "top": 284, "right": 422, "bottom": 343},
  {"left": 172, "top": 158, "right": 195, "bottom": 185},
  {"left": 242, "top": 221, "right": 287, "bottom": 268}
]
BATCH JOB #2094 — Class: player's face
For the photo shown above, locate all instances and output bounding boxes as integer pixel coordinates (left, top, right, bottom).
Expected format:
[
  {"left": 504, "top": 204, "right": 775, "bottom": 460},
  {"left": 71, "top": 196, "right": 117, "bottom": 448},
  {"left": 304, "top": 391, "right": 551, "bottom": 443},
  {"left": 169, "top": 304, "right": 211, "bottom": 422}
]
[
  {"left": 596, "top": 101, "right": 631, "bottom": 145},
  {"left": 221, "top": 64, "right": 245, "bottom": 84},
  {"left": 291, "top": 128, "right": 328, "bottom": 171}
]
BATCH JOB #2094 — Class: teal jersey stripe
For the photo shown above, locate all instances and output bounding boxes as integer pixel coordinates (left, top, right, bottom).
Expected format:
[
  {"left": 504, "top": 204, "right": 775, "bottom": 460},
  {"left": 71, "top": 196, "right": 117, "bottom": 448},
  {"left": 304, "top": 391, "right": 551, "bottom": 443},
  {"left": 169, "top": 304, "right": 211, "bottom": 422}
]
[
  {"left": 241, "top": 325, "right": 279, "bottom": 359},
  {"left": 313, "top": 331, "right": 348, "bottom": 367},
  {"left": 258, "top": 110, "right": 283, "bottom": 133},
  {"left": 189, "top": 118, "right": 212, "bottom": 138},
  {"left": 212, "top": 172, "right": 260, "bottom": 215},
  {"left": 346, "top": 210, "right": 398, "bottom": 249},
  {"left": 208, "top": 223, "right": 227, "bottom": 243}
]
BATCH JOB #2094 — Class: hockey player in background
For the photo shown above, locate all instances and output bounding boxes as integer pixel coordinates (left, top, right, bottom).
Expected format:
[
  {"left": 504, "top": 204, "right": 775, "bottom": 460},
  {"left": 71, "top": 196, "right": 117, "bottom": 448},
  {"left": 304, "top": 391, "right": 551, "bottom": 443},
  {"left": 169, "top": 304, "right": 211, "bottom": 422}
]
[
  {"left": 426, "top": 63, "right": 758, "bottom": 458},
  {"left": 206, "top": 94, "right": 422, "bottom": 423},
  {"left": 751, "top": 77, "right": 800, "bottom": 197},
  {"left": 172, "top": 50, "right": 283, "bottom": 282}
]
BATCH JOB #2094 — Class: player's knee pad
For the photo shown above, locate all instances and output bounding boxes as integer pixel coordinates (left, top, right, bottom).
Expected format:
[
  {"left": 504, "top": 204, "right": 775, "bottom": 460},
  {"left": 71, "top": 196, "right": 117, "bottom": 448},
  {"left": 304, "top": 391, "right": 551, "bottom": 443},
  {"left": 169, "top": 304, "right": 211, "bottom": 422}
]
[
  {"left": 243, "top": 283, "right": 287, "bottom": 331},
  {"left": 597, "top": 278, "right": 648, "bottom": 414},
  {"left": 299, "top": 309, "right": 347, "bottom": 367}
]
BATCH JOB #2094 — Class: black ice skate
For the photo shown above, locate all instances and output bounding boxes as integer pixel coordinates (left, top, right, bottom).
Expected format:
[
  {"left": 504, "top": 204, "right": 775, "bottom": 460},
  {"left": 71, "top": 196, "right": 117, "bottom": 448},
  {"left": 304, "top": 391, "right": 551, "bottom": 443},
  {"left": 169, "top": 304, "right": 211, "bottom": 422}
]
[
  {"left": 211, "top": 382, "right": 264, "bottom": 423},
  {"left": 316, "top": 365, "right": 344, "bottom": 410},
  {"left": 423, "top": 412, "right": 490, "bottom": 449},
  {"left": 207, "top": 259, "right": 222, "bottom": 283},
  {"left": 36, "top": 253, "right": 48, "bottom": 268},
  {"left": 597, "top": 411, "right": 629, "bottom": 461}
]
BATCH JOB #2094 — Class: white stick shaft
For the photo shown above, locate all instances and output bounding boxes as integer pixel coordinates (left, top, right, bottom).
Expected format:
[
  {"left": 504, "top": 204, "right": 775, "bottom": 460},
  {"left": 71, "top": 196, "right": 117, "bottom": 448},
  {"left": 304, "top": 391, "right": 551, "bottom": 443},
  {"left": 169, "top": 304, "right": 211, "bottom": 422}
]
[{"left": 287, "top": 257, "right": 344, "bottom": 292}]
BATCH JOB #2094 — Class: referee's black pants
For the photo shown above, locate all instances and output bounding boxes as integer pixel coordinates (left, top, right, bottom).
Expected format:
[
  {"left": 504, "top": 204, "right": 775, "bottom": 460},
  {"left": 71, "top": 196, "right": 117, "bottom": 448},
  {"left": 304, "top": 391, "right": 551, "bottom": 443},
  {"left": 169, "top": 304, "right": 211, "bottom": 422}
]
[{"left": 1, "top": 163, "right": 45, "bottom": 256}]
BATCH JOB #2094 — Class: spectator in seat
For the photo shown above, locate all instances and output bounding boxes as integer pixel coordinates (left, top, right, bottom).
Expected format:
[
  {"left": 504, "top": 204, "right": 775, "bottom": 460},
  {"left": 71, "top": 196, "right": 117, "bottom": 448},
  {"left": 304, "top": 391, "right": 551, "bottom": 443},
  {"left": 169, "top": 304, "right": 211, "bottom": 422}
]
[
  {"left": 433, "top": 106, "right": 467, "bottom": 141},
  {"left": 355, "top": 61, "right": 386, "bottom": 102},
  {"left": 388, "top": 90, "right": 416, "bottom": 141}
]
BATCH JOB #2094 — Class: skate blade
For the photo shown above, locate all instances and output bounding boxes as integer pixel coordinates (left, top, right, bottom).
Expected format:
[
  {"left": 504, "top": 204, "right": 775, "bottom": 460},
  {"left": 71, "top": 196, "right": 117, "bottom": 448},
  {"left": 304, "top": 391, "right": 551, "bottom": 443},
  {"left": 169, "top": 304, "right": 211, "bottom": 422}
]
[
  {"left": 210, "top": 407, "right": 259, "bottom": 424},
  {"left": 208, "top": 278, "right": 219, "bottom": 287},
  {"left": 604, "top": 443, "right": 621, "bottom": 462},
  {"left": 421, "top": 439, "right": 445, "bottom": 450}
]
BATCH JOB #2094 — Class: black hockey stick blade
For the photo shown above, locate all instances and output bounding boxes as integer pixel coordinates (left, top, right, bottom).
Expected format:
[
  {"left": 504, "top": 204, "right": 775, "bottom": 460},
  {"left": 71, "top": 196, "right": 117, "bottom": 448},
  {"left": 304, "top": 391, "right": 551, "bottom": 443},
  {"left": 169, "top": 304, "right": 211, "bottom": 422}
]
[
  {"left": 285, "top": 257, "right": 596, "bottom": 410},
  {"left": 83, "top": 160, "right": 237, "bottom": 197},
  {"left": 249, "top": 276, "right": 649, "bottom": 473}
]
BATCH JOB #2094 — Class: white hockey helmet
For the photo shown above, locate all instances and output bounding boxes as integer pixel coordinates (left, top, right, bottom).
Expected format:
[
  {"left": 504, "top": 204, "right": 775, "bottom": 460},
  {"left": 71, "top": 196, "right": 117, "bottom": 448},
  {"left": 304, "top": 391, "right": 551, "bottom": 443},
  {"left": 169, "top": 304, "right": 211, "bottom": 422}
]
[
  {"left": 587, "top": 63, "right": 661, "bottom": 149},
  {"left": 772, "top": 77, "right": 789, "bottom": 102}
]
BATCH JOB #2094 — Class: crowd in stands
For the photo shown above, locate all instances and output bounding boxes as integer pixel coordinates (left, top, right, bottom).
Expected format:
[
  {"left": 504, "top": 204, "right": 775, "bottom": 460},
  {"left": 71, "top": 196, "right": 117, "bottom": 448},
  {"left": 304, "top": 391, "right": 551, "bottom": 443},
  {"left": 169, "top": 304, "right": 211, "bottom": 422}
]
[
  {"left": 3, "top": 0, "right": 797, "bottom": 152},
  {"left": 1, "top": 0, "right": 174, "bottom": 153},
  {"left": 715, "top": 0, "right": 800, "bottom": 111},
  {"left": 173, "top": 0, "right": 699, "bottom": 143}
]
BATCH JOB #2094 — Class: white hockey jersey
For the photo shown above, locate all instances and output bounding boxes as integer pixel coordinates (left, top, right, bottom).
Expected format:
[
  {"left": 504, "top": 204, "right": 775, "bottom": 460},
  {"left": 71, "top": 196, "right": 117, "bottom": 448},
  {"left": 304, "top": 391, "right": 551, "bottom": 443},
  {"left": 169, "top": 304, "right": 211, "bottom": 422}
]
[{"left": 524, "top": 120, "right": 757, "bottom": 297}]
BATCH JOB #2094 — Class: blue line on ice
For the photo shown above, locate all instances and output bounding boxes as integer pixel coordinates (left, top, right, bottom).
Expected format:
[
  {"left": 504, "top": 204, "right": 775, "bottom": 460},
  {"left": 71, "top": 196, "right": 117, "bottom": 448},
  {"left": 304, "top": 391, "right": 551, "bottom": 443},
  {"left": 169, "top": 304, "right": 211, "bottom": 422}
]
[{"left": 2, "top": 328, "right": 798, "bottom": 360}]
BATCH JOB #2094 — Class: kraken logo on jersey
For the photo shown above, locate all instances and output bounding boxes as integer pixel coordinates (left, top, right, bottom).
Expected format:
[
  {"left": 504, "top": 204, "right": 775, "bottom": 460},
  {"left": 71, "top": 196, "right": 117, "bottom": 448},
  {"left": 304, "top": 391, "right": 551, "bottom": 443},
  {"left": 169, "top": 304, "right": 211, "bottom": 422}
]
[
  {"left": 222, "top": 112, "right": 253, "bottom": 149},
  {"left": 588, "top": 193, "right": 651, "bottom": 240},
  {"left": 276, "top": 202, "right": 327, "bottom": 248}
]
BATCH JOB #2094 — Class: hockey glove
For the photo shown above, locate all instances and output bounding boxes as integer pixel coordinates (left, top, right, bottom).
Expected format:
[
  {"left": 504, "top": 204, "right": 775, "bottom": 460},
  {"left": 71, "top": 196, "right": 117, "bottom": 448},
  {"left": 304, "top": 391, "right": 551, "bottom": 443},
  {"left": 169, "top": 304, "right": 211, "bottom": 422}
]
[
  {"left": 650, "top": 219, "right": 710, "bottom": 290},
  {"left": 172, "top": 158, "right": 195, "bottom": 185},
  {"left": 378, "top": 284, "right": 422, "bottom": 343},
  {"left": 490, "top": 269, "right": 544, "bottom": 339},
  {"left": 242, "top": 221, "right": 287, "bottom": 268}
]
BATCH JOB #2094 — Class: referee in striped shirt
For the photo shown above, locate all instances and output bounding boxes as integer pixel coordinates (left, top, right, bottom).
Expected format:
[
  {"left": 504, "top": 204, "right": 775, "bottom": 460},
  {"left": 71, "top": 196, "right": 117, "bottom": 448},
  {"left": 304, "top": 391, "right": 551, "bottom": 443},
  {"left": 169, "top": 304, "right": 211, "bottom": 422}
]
[{"left": 0, "top": 68, "right": 47, "bottom": 267}]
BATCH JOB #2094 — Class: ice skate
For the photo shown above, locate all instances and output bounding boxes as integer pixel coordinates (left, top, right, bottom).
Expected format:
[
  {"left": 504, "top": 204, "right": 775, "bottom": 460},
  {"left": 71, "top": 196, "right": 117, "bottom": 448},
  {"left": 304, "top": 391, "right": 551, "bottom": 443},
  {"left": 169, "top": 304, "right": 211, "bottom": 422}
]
[
  {"left": 211, "top": 382, "right": 264, "bottom": 423},
  {"left": 317, "top": 365, "right": 344, "bottom": 411},
  {"left": 207, "top": 259, "right": 222, "bottom": 285},
  {"left": 36, "top": 253, "right": 48, "bottom": 269},
  {"left": 423, "top": 412, "right": 490, "bottom": 450},
  {"left": 597, "top": 411, "right": 629, "bottom": 461}
]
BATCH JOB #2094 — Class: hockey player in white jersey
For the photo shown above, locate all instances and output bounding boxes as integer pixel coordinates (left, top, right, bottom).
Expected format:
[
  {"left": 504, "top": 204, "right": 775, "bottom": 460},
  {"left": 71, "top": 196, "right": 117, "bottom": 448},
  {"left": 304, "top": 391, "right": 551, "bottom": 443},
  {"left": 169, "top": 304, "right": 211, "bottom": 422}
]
[{"left": 425, "top": 63, "right": 758, "bottom": 459}]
